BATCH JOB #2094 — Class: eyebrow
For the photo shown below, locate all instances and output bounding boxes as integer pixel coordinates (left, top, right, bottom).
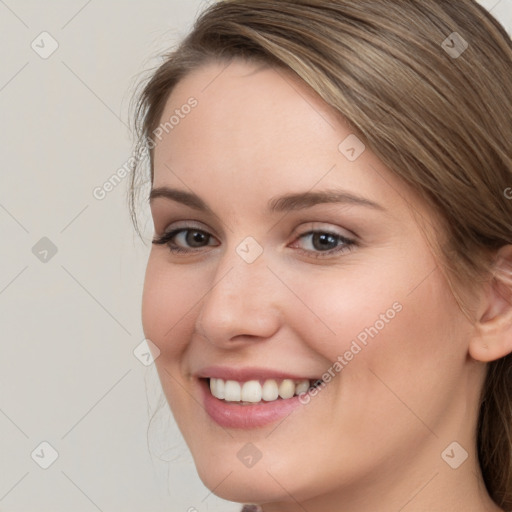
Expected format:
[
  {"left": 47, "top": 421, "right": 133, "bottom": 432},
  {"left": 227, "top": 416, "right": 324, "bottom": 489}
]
[
  {"left": 149, "top": 186, "right": 385, "bottom": 213},
  {"left": 268, "top": 189, "right": 385, "bottom": 212},
  {"left": 149, "top": 187, "right": 212, "bottom": 212}
]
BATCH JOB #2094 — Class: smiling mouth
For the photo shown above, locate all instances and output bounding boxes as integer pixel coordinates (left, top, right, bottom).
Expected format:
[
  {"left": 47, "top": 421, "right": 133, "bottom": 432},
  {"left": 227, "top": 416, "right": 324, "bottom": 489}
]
[{"left": 205, "top": 377, "right": 323, "bottom": 405}]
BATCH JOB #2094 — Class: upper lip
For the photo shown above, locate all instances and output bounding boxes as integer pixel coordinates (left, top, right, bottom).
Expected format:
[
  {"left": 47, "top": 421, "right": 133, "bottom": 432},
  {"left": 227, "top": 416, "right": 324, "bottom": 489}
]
[{"left": 196, "top": 366, "right": 320, "bottom": 382}]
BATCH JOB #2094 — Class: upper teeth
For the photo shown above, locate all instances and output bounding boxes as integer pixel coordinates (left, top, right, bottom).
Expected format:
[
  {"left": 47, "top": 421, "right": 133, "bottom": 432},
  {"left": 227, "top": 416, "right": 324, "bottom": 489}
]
[{"left": 209, "top": 378, "right": 312, "bottom": 403}]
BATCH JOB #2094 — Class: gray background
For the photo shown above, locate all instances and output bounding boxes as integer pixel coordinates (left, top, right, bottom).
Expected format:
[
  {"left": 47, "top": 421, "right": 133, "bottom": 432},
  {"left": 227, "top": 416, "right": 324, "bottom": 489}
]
[{"left": 0, "top": 1, "right": 510, "bottom": 511}]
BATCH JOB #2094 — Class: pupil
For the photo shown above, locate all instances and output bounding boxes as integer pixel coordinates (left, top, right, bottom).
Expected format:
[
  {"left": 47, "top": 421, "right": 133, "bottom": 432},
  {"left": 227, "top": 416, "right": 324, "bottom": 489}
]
[
  {"left": 188, "top": 230, "right": 208, "bottom": 247},
  {"left": 313, "top": 233, "right": 337, "bottom": 251}
]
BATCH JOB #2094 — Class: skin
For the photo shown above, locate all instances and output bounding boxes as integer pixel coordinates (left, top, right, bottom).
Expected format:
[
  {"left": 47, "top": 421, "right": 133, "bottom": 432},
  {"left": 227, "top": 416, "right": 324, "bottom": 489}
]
[{"left": 141, "top": 59, "right": 509, "bottom": 512}]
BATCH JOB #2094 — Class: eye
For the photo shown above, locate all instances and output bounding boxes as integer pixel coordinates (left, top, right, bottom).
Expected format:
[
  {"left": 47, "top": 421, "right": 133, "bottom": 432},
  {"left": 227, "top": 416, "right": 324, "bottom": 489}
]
[
  {"left": 152, "top": 228, "right": 219, "bottom": 254},
  {"left": 152, "top": 225, "right": 357, "bottom": 259},
  {"left": 290, "top": 230, "right": 356, "bottom": 258}
]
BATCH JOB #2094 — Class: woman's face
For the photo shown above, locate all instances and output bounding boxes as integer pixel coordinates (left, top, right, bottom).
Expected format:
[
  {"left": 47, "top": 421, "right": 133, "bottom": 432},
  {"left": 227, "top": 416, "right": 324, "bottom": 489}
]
[{"left": 142, "top": 60, "right": 483, "bottom": 507}]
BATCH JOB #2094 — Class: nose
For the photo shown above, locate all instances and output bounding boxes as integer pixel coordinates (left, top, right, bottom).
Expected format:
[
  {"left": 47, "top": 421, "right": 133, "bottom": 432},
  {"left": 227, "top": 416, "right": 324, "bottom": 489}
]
[{"left": 195, "top": 248, "right": 282, "bottom": 347}]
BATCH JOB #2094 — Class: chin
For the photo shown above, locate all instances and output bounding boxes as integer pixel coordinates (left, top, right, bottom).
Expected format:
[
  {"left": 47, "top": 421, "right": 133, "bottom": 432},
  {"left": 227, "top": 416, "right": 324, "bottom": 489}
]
[{"left": 195, "top": 462, "right": 292, "bottom": 504}]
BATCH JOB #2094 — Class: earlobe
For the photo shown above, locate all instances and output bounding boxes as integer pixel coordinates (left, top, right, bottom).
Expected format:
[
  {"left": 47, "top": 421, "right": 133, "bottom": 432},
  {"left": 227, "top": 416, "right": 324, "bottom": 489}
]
[{"left": 469, "top": 245, "right": 512, "bottom": 363}]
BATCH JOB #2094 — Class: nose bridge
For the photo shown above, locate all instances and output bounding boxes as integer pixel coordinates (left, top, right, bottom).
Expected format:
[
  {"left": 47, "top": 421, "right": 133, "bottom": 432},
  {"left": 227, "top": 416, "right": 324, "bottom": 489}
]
[{"left": 196, "top": 240, "right": 281, "bottom": 344}]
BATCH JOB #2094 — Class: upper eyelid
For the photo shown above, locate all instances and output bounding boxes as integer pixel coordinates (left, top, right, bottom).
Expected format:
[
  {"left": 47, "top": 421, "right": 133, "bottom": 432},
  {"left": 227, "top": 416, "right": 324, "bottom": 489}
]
[
  {"left": 158, "top": 222, "right": 354, "bottom": 237},
  {"left": 159, "top": 225, "right": 356, "bottom": 246},
  {"left": 151, "top": 204, "right": 361, "bottom": 235},
  {"left": 160, "top": 220, "right": 216, "bottom": 236}
]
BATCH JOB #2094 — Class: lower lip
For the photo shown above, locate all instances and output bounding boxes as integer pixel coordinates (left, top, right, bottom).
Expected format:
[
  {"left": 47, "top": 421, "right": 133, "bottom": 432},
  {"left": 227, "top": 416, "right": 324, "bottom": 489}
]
[{"left": 200, "top": 379, "right": 305, "bottom": 429}]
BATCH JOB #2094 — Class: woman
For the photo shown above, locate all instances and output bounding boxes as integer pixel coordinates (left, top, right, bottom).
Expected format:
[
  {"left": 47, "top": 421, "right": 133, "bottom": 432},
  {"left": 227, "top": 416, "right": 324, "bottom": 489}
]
[{"left": 129, "top": 1, "right": 512, "bottom": 510}]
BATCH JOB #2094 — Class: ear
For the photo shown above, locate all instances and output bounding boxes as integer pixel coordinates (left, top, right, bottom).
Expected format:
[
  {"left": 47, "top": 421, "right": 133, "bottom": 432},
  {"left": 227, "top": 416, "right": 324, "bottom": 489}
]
[{"left": 469, "top": 244, "right": 512, "bottom": 363}]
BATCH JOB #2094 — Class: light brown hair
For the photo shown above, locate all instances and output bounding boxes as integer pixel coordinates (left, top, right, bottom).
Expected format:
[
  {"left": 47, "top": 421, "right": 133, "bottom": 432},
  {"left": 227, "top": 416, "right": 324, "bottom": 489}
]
[{"left": 128, "top": 0, "right": 512, "bottom": 507}]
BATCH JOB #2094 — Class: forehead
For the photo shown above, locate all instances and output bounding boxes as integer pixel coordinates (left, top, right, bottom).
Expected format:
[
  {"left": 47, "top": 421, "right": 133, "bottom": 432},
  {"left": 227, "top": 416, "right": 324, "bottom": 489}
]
[
  {"left": 166, "top": 58, "right": 334, "bottom": 120},
  {"left": 150, "top": 59, "right": 432, "bottom": 231},
  {"left": 153, "top": 60, "right": 357, "bottom": 183},
  {"left": 158, "top": 60, "right": 348, "bottom": 147}
]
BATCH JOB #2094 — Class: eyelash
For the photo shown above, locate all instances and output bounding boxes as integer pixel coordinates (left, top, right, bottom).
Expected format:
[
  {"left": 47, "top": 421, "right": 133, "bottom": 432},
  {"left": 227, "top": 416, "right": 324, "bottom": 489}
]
[{"left": 152, "top": 226, "right": 357, "bottom": 259}]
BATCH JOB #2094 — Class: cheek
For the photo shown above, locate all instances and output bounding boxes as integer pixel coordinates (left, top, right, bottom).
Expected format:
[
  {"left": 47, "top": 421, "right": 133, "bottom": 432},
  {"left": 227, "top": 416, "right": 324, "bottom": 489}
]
[
  {"left": 281, "top": 253, "right": 419, "bottom": 366},
  {"left": 141, "top": 253, "right": 204, "bottom": 357},
  {"left": 287, "top": 244, "right": 467, "bottom": 414},
  {"left": 321, "top": 255, "right": 469, "bottom": 437}
]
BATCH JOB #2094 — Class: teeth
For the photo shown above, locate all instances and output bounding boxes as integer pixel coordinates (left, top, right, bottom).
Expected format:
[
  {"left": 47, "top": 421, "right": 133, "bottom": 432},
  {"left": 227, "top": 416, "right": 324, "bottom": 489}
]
[
  {"left": 262, "top": 379, "right": 278, "bottom": 401},
  {"left": 278, "top": 379, "right": 295, "bottom": 399},
  {"left": 295, "top": 380, "right": 310, "bottom": 394},
  {"left": 209, "top": 377, "right": 314, "bottom": 403},
  {"left": 241, "top": 380, "right": 262, "bottom": 402},
  {"left": 209, "top": 377, "right": 225, "bottom": 399},
  {"left": 224, "top": 380, "right": 241, "bottom": 401}
]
